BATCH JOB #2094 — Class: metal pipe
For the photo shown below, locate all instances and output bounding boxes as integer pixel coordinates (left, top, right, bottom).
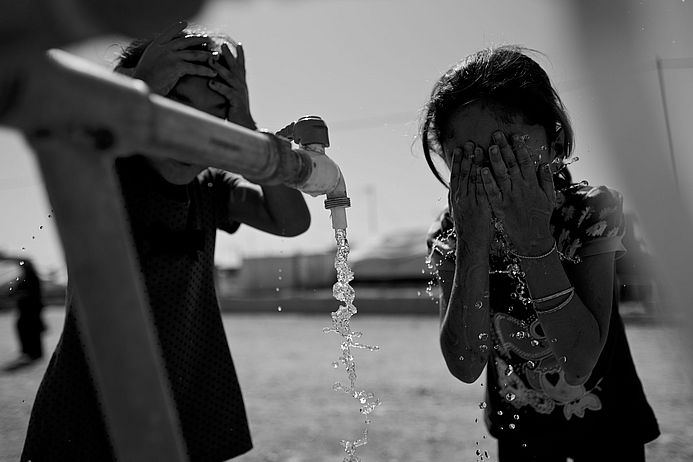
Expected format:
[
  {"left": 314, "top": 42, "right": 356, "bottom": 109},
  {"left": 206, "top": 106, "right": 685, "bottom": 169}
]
[
  {"left": 1, "top": 0, "right": 204, "bottom": 64},
  {"left": 0, "top": 49, "right": 345, "bottom": 197}
]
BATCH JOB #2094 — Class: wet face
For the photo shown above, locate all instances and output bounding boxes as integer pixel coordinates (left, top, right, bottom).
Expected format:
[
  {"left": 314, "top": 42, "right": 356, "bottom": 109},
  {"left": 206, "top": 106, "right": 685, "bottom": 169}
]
[
  {"left": 148, "top": 74, "right": 228, "bottom": 185},
  {"left": 441, "top": 102, "right": 555, "bottom": 171}
]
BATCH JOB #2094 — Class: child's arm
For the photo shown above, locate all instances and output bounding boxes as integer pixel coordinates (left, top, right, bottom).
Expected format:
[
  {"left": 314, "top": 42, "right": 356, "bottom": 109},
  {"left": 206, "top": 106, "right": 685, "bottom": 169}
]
[
  {"left": 434, "top": 244, "right": 491, "bottom": 384},
  {"left": 435, "top": 143, "right": 493, "bottom": 383},
  {"left": 226, "top": 182, "right": 310, "bottom": 237},
  {"left": 516, "top": 248, "right": 614, "bottom": 386},
  {"left": 482, "top": 132, "right": 616, "bottom": 385}
]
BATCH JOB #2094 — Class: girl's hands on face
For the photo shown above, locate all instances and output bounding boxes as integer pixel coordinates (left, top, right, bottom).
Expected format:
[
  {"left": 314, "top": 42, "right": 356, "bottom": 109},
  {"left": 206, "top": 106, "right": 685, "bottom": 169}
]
[
  {"left": 208, "top": 43, "right": 256, "bottom": 129},
  {"left": 481, "top": 131, "right": 556, "bottom": 255},
  {"left": 448, "top": 142, "right": 493, "bottom": 256},
  {"left": 131, "top": 21, "right": 218, "bottom": 96}
]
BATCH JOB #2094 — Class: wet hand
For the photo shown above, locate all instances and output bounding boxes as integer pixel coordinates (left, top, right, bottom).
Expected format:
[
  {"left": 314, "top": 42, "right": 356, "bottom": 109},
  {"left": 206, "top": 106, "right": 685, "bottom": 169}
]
[
  {"left": 449, "top": 142, "right": 493, "bottom": 256},
  {"left": 208, "top": 43, "right": 256, "bottom": 129},
  {"left": 481, "top": 131, "right": 556, "bottom": 255},
  {"left": 131, "top": 21, "right": 218, "bottom": 96}
]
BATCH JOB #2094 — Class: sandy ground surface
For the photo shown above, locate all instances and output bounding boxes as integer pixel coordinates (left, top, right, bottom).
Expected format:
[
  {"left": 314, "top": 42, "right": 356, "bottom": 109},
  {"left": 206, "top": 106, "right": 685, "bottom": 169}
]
[{"left": 1, "top": 306, "right": 692, "bottom": 462}]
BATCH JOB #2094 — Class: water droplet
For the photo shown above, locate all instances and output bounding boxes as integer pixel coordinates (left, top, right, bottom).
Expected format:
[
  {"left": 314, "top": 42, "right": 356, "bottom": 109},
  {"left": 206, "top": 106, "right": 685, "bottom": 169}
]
[
  {"left": 559, "top": 356, "right": 567, "bottom": 364},
  {"left": 332, "top": 361, "right": 339, "bottom": 368},
  {"left": 530, "top": 339, "right": 540, "bottom": 347},
  {"left": 277, "top": 306, "right": 282, "bottom": 312},
  {"left": 474, "top": 300, "right": 483, "bottom": 309},
  {"left": 504, "top": 364, "right": 514, "bottom": 376},
  {"left": 31, "top": 236, "right": 35, "bottom": 240},
  {"left": 479, "top": 344, "right": 489, "bottom": 353},
  {"left": 478, "top": 332, "right": 488, "bottom": 341},
  {"left": 21, "top": 247, "right": 25, "bottom": 251},
  {"left": 497, "top": 410, "right": 503, "bottom": 416},
  {"left": 509, "top": 423, "right": 516, "bottom": 430},
  {"left": 278, "top": 276, "right": 282, "bottom": 281},
  {"left": 19, "top": 261, "right": 24, "bottom": 266},
  {"left": 478, "top": 401, "right": 487, "bottom": 409},
  {"left": 39, "top": 226, "right": 43, "bottom": 230},
  {"left": 417, "top": 291, "right": 421, "bottom": 296},
  {"left": 458, "top": 355, "right": 464, "bottom": 361},
  {"left": 513, "top": 414, "right": 520, "bottom": 420},
  {"left": 505, "top": 392, "right": 516, "bottom": 401},
  {"left": 275, "top": 287, "right": 280, "bottom": 292},
  {"left": 48, "top": 214, "right": 52, "bottom": 218},
  {"left": 526, "top": 361, "right": 536, "bottom": 369}
]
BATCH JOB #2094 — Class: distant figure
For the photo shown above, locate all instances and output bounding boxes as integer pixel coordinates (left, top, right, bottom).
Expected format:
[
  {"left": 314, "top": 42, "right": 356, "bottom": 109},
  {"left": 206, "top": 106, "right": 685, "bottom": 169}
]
[
  {"left": 21, "top": 21, "right": 310, "bottom": 462},
  {"left": 3, "top": 257, "right": 45, "bottom": 372},
  {"left": 422, "top": 46, "right": 659, "bottom": 460}
]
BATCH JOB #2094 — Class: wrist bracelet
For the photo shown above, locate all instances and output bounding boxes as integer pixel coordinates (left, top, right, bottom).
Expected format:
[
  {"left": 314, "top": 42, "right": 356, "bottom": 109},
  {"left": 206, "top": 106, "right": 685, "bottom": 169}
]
[
  {"left": 532, "top": 286, "right": 574, "bottom": 304},
  {"left": 534, "top": 288, "right": 574, "bottom": 315},
  {"left": 510, "top": 241, "right": 557, "bottom": 260}
]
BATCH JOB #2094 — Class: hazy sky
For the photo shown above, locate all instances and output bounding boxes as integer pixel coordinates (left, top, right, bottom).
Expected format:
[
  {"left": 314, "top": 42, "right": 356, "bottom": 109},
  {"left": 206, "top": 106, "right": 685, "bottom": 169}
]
[{"left": 1, "top": 0, "right": 691, "bottom": 275}]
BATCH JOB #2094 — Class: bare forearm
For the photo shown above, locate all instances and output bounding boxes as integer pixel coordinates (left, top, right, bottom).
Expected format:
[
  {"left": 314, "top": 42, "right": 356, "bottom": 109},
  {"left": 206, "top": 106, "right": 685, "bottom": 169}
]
[
  {"left": 440, "top": 244, "right": 491, "bottom": 383},
  {"left": 520, "top": 252, "right": 602, "bottom": 384},
  {"left": 260, "top": 185, "right": 310, "bottom": 236}
]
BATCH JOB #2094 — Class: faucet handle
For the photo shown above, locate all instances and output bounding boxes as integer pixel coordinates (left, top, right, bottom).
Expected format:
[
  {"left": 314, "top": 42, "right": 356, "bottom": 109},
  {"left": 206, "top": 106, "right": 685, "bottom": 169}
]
[{"left": 276, "top": 116, "right": 330, "bottom": 147}]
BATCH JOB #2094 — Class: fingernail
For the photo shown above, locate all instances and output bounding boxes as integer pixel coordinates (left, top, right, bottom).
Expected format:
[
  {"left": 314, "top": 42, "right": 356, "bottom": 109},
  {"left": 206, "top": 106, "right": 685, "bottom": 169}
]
[
  {"left": 482, "top": 167, "right": 490, "bottom": 175},
  {"left": 493, "top": 131, "right": 503, "bottom": 142},
  {"left": 489, "top": 145, "right": 498, "bottom": 155}
]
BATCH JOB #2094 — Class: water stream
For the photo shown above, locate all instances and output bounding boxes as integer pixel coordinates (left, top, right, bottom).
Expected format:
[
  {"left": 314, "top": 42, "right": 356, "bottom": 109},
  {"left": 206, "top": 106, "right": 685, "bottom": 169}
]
[{"left": 323, "top": 228, "right": 381, "bottom": 462}]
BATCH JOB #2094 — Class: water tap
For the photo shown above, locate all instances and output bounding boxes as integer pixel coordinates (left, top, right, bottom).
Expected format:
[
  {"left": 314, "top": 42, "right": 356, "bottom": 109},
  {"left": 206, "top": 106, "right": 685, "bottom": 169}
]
[{"left": 277, "top": 116, "right": 350, "bottom": 230}]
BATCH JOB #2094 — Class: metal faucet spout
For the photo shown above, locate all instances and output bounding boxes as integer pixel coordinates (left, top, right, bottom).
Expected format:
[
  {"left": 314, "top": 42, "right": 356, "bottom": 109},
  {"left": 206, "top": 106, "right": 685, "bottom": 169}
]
[{"left": 277, "top": 116, "right": 351, "bottom": 230}]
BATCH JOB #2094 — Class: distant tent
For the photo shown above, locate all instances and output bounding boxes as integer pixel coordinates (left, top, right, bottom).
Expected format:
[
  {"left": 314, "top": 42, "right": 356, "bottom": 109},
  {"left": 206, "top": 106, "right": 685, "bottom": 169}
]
[{"left": 349, "top": 228, "right": 431, "bottom": 282}]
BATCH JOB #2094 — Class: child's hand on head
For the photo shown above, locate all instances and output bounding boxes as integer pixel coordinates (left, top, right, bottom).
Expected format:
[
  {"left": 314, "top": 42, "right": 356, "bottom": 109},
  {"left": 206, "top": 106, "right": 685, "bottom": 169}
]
[
  {"left": 207, "top": 42, "right": 256, "bottom": 129},
  {"left": 130, "top": 21, "right": 219, "bottom": 96}
]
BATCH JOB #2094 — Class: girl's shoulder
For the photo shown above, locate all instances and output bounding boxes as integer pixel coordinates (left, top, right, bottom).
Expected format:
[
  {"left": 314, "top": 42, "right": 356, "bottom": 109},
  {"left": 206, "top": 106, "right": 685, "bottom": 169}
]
[{"left": 552, "top": 184, "right": 626, "bottom": 262}]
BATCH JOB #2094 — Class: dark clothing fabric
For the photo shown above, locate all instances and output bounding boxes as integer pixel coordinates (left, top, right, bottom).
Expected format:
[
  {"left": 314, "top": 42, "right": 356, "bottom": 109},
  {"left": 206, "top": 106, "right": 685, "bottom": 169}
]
[
  {"left": 22, "top": 157, "right": 253, "bottom": 462},
  {"left": 498, "top": 434, "right": 646, "bottom": 462},
  {"left": 15, "top": 261, "right": 45, "bottom": 359},
  {"left": 427, "top": 184, "right": 659, "bottom": 452}
]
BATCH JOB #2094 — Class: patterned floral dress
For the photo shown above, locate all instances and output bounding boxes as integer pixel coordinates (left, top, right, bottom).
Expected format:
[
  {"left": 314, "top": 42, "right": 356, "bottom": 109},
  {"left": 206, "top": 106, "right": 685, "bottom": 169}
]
[{"left": 428, "top": 184, "right": 659, "bottom": 447}]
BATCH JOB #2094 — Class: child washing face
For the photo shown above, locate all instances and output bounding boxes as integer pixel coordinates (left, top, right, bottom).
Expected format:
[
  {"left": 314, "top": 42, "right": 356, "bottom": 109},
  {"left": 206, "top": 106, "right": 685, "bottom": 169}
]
[{"left": 423, "top": 45, "right": 659, "bottom": 461}]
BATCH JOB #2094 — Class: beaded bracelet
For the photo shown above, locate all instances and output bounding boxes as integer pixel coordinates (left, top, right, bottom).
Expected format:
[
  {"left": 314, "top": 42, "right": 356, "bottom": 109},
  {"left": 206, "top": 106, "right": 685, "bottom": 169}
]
[
  {"left": 509, "top": 241, "right": 557, "bottom": 260},
  {"left": 534, "top": 288, "right": 575, "bottom": 315}
]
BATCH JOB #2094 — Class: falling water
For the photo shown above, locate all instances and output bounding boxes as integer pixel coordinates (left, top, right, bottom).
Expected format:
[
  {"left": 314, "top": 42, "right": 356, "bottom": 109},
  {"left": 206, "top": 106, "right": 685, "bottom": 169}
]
[{"left": 323, "top": 228, "right": 381, "bottom": 462}]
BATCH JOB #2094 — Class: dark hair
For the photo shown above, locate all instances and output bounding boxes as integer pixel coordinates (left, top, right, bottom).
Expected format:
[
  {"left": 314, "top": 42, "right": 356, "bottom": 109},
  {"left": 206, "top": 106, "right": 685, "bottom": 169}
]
[{"left": 421, "top": 45, "right": 574, "bottom": 190}]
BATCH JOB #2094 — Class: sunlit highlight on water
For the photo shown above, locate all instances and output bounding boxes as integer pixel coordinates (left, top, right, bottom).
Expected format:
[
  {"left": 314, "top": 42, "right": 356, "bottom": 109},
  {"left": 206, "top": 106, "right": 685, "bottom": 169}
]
[{"left": 323, "top": 228, "right": 381, "bottom": 462}]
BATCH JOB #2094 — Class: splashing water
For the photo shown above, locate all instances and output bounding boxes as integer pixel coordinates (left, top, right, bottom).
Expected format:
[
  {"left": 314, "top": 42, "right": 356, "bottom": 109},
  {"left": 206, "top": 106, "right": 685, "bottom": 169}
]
[{"left": 323, "top": 229, "right": 381, "bottom": 462}]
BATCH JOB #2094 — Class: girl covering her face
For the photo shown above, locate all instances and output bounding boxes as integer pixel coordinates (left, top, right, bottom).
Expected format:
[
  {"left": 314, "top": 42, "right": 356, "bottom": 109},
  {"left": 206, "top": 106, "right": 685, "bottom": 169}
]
[{"left": 423, "top": 45, "right": 659, "bottom": 461}]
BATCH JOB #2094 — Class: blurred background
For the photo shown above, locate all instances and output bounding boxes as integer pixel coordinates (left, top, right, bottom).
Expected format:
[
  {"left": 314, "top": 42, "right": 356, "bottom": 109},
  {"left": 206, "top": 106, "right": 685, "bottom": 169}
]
[{"left": 1, "top": 0, "right": 692, "bottom": 461}]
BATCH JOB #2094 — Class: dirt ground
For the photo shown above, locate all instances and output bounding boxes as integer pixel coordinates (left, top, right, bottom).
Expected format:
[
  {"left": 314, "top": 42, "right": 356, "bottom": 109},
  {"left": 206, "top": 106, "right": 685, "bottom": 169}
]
[{"left": 1, "top": 307, "right": 692, "bottom": 462}]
